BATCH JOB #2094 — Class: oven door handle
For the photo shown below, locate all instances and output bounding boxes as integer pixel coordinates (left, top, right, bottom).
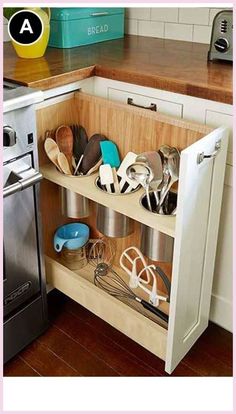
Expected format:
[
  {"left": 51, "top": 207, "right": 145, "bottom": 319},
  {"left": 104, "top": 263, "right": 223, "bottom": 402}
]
[{"left": 3, "top": 170, "right": 43, "bottom": 198}]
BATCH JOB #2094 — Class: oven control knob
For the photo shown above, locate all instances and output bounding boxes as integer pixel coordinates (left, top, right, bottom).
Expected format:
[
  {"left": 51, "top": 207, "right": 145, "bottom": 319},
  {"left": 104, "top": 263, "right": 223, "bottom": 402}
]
[
  {"left": 214, "top": 38, "right": 229, "bottom": 53},
  {"left": 3, "top": 126, "right": 17, "bottom": 147}
]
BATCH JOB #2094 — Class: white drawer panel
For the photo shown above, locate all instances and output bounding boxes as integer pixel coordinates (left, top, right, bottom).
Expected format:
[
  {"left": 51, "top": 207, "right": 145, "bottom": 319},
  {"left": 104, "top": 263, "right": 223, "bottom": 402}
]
[{"left": 108, "top": 88, "right": 183, "bottom": 118}]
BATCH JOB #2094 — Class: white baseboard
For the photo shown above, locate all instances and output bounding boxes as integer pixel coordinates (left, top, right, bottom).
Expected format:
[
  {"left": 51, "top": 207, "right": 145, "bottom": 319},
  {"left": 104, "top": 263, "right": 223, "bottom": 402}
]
[{"left": 210, "top": 293, "right": 232, "bottom": 332}]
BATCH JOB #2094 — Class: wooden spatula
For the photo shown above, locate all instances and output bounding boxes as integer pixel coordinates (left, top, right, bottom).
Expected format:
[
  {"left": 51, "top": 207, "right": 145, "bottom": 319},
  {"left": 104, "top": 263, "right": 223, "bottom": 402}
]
[
  {"left": 80, "top": 134, "right": 107, "bottom": 175},
  {"left": 44, "top": 138, "right": 63, "bottom": 172},
  {"left": 57, "top": 153, "right": 72, "bottom": 175},
  {"left": 86, "top": 158, "right": 102, "bottom": 176},
  {"left": 56, "top": 125, "right": 73, "bottom": 170}
]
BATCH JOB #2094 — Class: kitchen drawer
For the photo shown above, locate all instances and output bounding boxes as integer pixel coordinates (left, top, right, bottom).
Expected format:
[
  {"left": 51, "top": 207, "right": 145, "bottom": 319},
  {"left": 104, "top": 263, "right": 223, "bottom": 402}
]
[
  {"left": 37, "top": 91, "right": 228, "bottom": 374},
  {"left": 108, "top": 87, "right": 183, "bottom": 118}
]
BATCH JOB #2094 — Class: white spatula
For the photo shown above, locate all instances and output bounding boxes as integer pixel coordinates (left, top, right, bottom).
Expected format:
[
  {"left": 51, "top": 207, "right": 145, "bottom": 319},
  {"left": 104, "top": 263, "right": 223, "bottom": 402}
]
[
  {"left": 99, "top": 164, "right": 114, "bottom": 193},
  {"left": 117, "top": 151, "right": 138, "bottom": 193}
]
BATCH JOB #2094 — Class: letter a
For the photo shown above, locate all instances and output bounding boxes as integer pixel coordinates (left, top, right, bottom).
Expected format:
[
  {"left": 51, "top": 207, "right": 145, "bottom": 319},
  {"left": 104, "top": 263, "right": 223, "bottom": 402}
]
[{"left": 20, "top": 19, "right": 33, "bottom": 34}]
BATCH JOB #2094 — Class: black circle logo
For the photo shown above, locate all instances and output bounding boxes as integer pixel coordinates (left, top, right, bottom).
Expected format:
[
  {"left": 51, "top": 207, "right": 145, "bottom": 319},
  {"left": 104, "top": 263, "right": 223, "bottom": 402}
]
[{"left": 8, "top": 10, "right": 43, "bottom": 45}]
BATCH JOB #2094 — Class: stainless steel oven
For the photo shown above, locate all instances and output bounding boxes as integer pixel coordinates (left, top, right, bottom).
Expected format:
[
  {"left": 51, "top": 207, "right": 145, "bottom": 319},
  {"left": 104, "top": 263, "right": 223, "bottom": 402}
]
[{"left": 3, "top": 81, "right": 48, "bottom": 363}]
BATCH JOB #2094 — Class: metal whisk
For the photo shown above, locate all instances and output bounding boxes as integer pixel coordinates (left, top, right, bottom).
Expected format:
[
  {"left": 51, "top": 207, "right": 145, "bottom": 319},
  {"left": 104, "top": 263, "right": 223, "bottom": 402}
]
[
  {"left": 94, "top": 263, "right": 169, "bottom": 324},
  {"left": 88, "top": 237, "right": 116, "bottom": 269}
]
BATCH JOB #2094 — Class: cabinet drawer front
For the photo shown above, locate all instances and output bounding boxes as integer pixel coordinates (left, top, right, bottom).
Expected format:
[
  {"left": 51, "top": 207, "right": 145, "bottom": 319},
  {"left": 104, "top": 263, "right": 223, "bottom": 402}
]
[
  {"left": 108, "top": 88, "right": 183, "bottom": 118},
  {"left": 166, "top": 126, "right": 229, "bottom": 374}
]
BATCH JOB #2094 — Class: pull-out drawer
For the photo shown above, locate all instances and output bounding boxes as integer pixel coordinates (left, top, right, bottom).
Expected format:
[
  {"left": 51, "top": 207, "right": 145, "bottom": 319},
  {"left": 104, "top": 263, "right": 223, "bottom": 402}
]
[{"left": 37, "top": 92, "right": 228, "bottom": 374}]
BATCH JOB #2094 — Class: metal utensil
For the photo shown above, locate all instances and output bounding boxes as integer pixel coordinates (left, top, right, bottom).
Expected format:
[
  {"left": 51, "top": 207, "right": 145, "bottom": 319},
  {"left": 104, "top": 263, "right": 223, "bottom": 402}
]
[
  {"left": 157, "top": 145, "right": 172, "bottom": 214},
  {"left": 73, "top": 154, "right": 84, "bottom": 176},
  {"left": 94, "top": 263, "right": 169, "bottom": 323},
  {"left": 88, "top": 237, "right": 116, "bottom": 270},
  {"left": 157, "top": 148, "right": 180, "bottom": 212},
  {"left": 126, "top": 162, "right": 153, "bottom": 211},
  {"left": 136, "top": 151, "right": 163, "bottom": 205}
]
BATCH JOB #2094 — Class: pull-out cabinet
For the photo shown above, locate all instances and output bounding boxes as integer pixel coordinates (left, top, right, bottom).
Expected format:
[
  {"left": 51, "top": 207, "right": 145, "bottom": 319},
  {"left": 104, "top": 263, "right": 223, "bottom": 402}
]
[{"left": 37, "top": 92, "right": 228, "bottom": 374}]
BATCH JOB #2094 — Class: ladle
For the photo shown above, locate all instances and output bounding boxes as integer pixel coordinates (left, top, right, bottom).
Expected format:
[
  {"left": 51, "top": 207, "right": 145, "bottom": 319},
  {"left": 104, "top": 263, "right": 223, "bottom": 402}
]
[
  {"left": 136, "top": 151, "right": 163, "bottom": 205},
  {"left": 126, "top": 162, "right": 153, "bottom": 211},
  {"left": 157, "top": 148, "right": 180, "bottom": 213}
]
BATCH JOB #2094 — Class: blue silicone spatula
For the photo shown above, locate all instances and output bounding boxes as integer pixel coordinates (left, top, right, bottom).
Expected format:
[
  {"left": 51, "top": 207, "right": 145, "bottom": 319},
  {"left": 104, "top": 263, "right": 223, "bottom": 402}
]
[{"left": 100, "top": 140, "right": 121, "bottom": 168}]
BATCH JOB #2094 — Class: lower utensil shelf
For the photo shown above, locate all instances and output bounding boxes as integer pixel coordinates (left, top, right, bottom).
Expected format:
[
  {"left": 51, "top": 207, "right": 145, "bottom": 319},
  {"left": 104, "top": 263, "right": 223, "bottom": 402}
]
[{"left": 45, "top": 255, "right": 168, "bottom": 361}]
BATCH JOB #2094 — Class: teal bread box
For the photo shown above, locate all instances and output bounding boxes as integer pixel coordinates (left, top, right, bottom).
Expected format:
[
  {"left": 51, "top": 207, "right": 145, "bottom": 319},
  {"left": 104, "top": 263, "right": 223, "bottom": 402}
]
[{"left": 49, "top": 8, "right": 125, "bottom": 48}]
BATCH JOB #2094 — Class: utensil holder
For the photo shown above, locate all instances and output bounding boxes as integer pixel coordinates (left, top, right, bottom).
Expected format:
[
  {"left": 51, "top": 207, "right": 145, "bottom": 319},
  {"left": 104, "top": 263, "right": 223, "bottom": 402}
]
[
  {"left": 140, "top": 190, "right": 177, "bottom": 216},
  {"left": 140, "top": 224, "right": 174, "bottom": 262},
  {"left": 61, "top": 187, "right": 90, "bottom": 218},
  {"left": 96, "top": 204, "right": 134, "bottom": 238},
  {"left": 140, "top": 190, "right": 176, "bottom": 262}
]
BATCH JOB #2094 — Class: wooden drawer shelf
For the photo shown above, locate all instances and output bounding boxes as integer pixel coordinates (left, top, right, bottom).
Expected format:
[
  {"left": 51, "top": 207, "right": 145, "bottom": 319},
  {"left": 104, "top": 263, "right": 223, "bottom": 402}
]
[
  {"left": 45, "top": 255, "right": 168, "bottom": 361},
  {"left": 40, "top": 163, "right": 176, "bottom": 238}
]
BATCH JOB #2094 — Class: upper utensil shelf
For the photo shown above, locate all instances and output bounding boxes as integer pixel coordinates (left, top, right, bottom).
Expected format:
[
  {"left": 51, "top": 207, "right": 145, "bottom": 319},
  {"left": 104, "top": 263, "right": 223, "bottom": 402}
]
[{"left": 40, "top": 163, "right": 176, "bottom": 238}]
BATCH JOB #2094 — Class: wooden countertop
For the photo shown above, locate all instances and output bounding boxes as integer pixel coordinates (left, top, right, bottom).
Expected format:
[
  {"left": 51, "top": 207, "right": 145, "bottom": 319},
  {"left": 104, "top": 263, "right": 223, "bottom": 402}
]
[{"left": 4, "top": 35, "right": 232, "bottom": 104}]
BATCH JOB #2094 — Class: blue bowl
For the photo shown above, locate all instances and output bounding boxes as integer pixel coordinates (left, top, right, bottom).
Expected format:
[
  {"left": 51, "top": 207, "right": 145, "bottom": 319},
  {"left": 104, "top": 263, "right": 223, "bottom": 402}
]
[{"left": 54, "top": 223, "right": 90, "bottom": 253}]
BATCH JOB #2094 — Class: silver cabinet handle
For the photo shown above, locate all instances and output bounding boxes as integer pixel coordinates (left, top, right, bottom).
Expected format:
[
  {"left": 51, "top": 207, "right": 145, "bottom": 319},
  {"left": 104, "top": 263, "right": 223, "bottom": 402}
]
[
  {"left": 3, "top": 171, "right": 42, "bottom": 198},
  {"left": 197, "top": 140, "right": 221, "bottom": 164},
  {"left": 90, "top": 12, "right": 109, "bottom": 16}
]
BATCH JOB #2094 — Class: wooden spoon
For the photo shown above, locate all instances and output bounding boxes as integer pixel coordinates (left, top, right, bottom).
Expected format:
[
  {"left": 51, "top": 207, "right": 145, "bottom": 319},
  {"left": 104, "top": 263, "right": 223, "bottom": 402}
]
[
  {"left": 57, "top": 152, "right": 72, "bottom": 175},
  {"left": 56, "top": 125, "right": 73, "bottom": 170},
  {"left": 44, "top": 138, "right": 63, "bottom": 172}
]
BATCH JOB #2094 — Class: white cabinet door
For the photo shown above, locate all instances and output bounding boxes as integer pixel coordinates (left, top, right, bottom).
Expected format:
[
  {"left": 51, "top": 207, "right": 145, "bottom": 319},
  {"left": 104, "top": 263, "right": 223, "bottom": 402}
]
[
  {"left": 165, "top": 126, "right": 228, "bottom": 374},
  {"left": 108, "top": 88, "right": 183, "bottom": 118}
]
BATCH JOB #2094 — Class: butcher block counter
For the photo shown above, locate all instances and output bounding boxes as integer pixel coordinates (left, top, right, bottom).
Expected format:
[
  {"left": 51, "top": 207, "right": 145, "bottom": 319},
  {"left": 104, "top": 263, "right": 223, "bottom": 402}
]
[{"left": 3, "top": 35, "right": 232, "bottom": 104}]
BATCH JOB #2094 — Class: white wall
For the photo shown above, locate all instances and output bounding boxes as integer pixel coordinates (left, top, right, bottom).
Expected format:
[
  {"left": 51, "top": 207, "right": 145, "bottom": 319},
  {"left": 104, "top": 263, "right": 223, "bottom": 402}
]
[{"left": 125, "top": 7, "right": 232, "bottom": 44}]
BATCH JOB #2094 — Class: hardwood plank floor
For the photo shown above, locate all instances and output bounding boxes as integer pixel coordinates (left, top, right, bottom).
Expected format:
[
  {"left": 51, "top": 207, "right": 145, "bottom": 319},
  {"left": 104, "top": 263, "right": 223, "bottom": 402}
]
[{"left": 4, "top": 289, "right": 233, "bottom": 377}]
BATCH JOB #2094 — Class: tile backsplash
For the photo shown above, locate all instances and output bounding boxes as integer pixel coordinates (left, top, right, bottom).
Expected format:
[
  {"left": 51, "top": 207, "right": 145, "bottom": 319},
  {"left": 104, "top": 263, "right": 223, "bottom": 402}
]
[
  {"left": 125, "top": 7, "right": 232, "bottom": 44},
  {"left": 4, "top": 8, "right": 232, "bottom": 45}
]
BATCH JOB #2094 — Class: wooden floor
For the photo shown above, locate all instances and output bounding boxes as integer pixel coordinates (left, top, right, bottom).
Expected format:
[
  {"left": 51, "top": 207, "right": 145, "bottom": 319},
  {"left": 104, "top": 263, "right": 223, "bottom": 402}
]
[{"left": 4, "top": 290, "right": 233, "bottom": 377}]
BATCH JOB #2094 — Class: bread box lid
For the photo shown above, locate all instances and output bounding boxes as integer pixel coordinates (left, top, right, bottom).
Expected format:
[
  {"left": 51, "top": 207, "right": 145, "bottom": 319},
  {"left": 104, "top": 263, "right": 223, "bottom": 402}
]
[{"left": 50, "top": 8, "right": 124, "bottom": 21}]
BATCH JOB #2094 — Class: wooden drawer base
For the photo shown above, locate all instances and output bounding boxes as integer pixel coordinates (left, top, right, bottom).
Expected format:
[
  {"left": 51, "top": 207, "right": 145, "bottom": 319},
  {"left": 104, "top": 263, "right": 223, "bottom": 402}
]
[{"left": 45, "top": 255, "right": 168, "bottom": 361}]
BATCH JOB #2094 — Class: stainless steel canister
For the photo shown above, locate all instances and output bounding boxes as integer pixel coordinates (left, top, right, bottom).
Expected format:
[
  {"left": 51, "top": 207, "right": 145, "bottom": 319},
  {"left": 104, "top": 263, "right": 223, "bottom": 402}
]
[
  {"left": 96, "top": 204, "right": 134, "bottom": 238},
  {"left": 61, "top": 188, "right": 90, "bottom": 219},
  {"left": 140, "top": 224, "right": 174, "bottom": 262}
]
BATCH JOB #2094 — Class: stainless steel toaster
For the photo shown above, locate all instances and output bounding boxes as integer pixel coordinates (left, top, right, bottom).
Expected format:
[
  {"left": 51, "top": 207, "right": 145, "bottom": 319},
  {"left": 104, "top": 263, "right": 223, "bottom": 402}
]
[{"left": 208, "top": 10, "right": 233, "bottom": 62}]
